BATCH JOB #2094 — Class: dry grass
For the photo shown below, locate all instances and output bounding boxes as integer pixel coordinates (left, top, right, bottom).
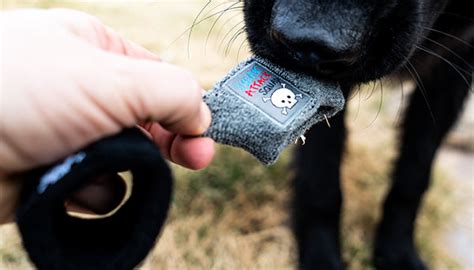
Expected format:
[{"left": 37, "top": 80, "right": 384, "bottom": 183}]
[{"left": 0, "top": 1, "right": 462, "bottom": 269}]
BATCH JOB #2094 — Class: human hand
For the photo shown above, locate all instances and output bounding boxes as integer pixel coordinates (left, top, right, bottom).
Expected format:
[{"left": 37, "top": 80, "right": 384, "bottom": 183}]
[
  {"left": 0, "top": 9, "right": 214, "bottom": 223},
  {"left": 0, "top": 8, "right": 214, "bottom": 173}
]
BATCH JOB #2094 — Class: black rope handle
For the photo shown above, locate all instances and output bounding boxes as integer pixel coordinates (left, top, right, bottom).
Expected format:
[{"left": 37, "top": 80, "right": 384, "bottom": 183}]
[{"left": 16, "top": 128, "right": 173, "bottom": 270}]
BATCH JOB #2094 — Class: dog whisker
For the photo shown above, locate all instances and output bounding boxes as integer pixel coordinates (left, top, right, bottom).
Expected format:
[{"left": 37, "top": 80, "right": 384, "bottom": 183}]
[
  {"left": 351, "top": 84, "right": 363, "bottom": 122},
  {"left": 415, "top": 45, "right": 472, "bottom": 88},
  {"left": 225, "top": 26, "right": 246, "bottom": 56},
  {"left": 423, "top": 36, "right": 473, "bottom": 69},
  {"left": 365, "top": 79, "right": 385, "bottom": 128},
  {"left": 188, "top": 0, "right": 213, "bottom": 58},
  {"left": 404, "top": 59, "right": 437, "bottom": 126},
  {"left": 167, "top": 2, "right": 243, "bottom": 50},
  {"left": 395, "top": 75, "right": 406, "bottom": 126},
  {"left": 236, "top": 38, "right": 249, "bottom": 61},
  {"left": 364, "top": 80, "right": 378, "bottom": 100},
  {"left": 422, "top": 26, "right": 473, "bottom": 48},
  {"left": 439, "top": 11, "right": 474, "bottom": 23},
  {"left": 218, "top": 20, "right": 245, "bottom": 54},
  {"left": 206, "top": 11, "right": 242, "bottom": 54}
]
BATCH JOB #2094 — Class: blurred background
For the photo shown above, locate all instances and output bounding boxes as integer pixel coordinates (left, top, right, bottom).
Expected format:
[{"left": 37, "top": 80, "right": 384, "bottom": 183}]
[{"left": 1, "top": 1, "right": 472, "bottom": 269}]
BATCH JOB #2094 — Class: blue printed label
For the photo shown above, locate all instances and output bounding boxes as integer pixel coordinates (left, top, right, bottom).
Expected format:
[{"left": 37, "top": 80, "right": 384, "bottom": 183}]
[
  {"left": 225, "top": 62, "right": 310, "bottom": 126},
  {"left": 37, "top": 152, "right": 86, "bottom": 194}
]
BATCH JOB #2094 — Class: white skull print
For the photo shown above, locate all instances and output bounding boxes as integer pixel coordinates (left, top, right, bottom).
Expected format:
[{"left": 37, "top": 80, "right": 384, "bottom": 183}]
[{"left": 263, "top": 83, "right": 303, "bottom": 115}]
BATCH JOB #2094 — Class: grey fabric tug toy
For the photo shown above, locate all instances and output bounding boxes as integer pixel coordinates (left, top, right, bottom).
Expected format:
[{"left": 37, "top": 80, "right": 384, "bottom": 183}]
[{"left": 204, "top": 56, "right": 345, "bottom": 165}]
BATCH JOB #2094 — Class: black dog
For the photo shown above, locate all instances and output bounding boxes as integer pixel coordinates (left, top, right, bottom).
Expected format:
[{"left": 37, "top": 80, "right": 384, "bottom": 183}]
[{"left": 242, "top": 0, "right": 473, "bottom": 269}]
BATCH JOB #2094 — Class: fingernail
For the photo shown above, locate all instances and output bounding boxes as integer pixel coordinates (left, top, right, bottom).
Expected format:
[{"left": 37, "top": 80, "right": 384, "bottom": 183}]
[{"left": 199, "top": 102, "right": 212, "bottom": 133}]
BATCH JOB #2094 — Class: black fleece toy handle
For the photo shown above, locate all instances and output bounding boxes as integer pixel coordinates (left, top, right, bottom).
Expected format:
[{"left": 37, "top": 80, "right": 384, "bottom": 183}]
[{"left": 16, "top": 128, "right": 173, "bottom": 270}]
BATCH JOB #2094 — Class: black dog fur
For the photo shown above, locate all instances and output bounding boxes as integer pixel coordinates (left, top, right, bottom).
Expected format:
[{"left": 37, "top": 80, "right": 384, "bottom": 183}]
[{"left": 242, "top": 0, "right": 473, "bottom": 269}]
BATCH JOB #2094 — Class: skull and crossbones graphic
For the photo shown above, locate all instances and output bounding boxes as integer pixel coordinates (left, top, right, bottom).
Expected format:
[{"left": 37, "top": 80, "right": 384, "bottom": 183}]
[{"left": 262, "top": 83, "right": 303, "bottom": 115}]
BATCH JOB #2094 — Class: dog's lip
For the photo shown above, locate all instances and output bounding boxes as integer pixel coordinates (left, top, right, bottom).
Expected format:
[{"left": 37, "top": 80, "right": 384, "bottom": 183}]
[
  {"left": 271, "top": 29, "right": 291, "bottom": 49},
  {"left": 268, "top": 28, "right": 358, "bottom": 69},
  {"left": 253, "top": 48, "right": 356, "bottom": 83},
  {"left": 252, "top": 42, "right": 355, "bottom": 82}
]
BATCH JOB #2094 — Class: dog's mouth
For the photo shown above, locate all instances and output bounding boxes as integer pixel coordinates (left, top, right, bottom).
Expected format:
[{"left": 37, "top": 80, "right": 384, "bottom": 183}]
[
  {"left": 244, "top": 33, "right": 361, "bottom": 85},
  {"left": 266, "top": 29, "right": 358, "bottom": 79},
  {"left": 203, "top": 56, "right": 345, "bottom": 164}
]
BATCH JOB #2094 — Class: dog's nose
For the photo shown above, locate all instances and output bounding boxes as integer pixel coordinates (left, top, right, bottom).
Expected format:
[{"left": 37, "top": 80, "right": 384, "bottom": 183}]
[{"left": 270, "top": 26, "right": 358, "bottom": 75}]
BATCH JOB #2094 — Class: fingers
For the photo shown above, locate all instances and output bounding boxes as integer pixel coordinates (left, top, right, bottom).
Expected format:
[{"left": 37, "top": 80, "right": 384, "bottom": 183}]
[
  {"left": 97, "top": 56, "right": 212, "bottom": 136},
  {"left": 0, "top": 8, "right": 214, "bottom": 173},
  {"left": 145, "top": 123, "right": 215, "bottom": 170},
  {"left": 48, "top": 8, "right": 161, "bottom": 61},
  {"left": 99, "top": 25, "right": 161, "bottom": 61},
  {"left": 51, "top": 9, "right": 212, "bottom": 137},
  {"left": 66, "top": 11, "right": 214, "bottom": 136},
  {"left": 96, "top": 54, "right": 214, "bottom": 167}
]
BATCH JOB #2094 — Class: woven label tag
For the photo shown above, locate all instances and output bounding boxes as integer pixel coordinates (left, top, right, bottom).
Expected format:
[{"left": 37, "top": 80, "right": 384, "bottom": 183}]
[{"left": 224, "top": 62, "right": 310, "bottom": 126}]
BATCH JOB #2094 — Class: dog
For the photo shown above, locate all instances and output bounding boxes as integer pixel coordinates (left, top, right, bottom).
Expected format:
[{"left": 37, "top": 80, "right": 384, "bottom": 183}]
[{"left": 242, "top": 0, "right": 473, "bottom": 269}]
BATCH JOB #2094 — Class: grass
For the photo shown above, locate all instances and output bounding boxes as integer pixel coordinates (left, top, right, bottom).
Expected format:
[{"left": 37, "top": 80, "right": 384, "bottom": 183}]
[{"left": 0, "top": 1, "right": 462, "bottom": 269}]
